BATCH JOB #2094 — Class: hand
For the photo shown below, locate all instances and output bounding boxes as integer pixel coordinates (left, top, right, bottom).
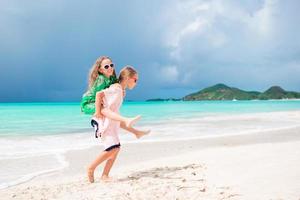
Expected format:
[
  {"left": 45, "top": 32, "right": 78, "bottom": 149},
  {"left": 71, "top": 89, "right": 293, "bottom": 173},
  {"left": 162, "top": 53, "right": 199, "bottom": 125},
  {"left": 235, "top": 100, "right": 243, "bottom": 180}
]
[
  {"left": 93, "top": 112, "right": 104, "bottom": 120},
  {"left": 100, "top": 99, "right": 104, "bottom": 105}
]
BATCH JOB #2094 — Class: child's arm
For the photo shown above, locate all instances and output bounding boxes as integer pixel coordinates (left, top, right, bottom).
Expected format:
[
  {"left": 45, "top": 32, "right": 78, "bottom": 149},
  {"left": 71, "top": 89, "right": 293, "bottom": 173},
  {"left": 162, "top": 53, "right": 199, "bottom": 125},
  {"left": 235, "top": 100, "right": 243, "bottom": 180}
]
[{"left": 93, "top": 91, "right": 105, "bottom": 119}]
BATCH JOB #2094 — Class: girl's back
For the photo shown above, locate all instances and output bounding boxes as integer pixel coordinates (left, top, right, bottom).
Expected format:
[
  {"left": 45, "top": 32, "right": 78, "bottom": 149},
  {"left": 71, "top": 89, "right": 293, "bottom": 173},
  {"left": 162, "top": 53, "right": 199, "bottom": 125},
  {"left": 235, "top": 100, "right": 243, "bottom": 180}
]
[{"left": 99, "top": 84, "right": 124, "bottom": 149}]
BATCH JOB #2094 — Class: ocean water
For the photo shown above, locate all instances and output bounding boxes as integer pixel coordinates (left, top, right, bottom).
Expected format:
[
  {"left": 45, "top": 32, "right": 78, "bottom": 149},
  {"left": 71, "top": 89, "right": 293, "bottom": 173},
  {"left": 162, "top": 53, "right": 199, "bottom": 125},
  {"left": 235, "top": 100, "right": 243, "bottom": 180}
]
[
  {"left": 1, "top": 100, "right": 300, "bottom": 136},
  {"left": 1, "top": 100, "right": 300, "bottom": 189}
]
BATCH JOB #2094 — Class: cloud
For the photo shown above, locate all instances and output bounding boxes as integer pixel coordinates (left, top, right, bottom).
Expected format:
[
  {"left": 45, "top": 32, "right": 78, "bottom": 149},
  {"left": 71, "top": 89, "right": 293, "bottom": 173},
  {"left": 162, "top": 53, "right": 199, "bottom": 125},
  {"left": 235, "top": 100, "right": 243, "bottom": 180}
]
[
  {"left": 152, "top": 0, "right": 300, "bottom": 92},
  {"left": 159, "top": 65, "right": 179, "bottom": 83}
]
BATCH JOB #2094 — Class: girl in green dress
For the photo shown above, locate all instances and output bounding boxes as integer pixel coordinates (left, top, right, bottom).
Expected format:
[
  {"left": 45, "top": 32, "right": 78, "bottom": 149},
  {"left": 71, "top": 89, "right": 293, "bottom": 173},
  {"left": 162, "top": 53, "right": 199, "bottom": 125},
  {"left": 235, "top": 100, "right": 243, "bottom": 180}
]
[{"left": 81, "top": 56, "right": 149, "bottom": 138}]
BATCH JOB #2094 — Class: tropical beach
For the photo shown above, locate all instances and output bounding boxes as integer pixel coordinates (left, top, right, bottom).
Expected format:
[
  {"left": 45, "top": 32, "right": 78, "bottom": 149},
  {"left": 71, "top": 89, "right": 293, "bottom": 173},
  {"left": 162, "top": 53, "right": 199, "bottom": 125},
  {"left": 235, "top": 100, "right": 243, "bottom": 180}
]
[
  {"left": 1, "top": 102, "right": 300, "bottom": 199},
  {"left": 2, "top": 0, "right": 300, "bottom": 199}
]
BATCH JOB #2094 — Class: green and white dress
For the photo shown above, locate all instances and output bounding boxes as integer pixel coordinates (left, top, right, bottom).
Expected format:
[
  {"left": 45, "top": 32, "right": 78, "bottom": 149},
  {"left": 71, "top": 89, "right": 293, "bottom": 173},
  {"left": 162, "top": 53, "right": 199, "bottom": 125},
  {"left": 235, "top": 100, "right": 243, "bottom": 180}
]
[{"left": 80, "top": 74, "right": 118, "bottom": 115}]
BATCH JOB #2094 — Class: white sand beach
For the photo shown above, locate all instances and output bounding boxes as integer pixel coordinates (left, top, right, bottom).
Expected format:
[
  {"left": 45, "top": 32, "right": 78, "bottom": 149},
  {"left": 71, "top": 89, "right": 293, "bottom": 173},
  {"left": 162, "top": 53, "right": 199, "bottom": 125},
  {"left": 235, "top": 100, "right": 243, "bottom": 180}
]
[{"left": 1, "top": 111, "right": 300, "bottom": 200}]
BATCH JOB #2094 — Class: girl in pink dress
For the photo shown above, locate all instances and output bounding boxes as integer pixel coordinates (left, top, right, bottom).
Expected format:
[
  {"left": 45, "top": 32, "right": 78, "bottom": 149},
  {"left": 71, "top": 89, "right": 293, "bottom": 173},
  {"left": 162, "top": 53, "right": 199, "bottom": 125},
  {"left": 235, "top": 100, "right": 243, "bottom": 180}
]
[{"left": 87, "top": 66, "right": 143, "bottom": 183}]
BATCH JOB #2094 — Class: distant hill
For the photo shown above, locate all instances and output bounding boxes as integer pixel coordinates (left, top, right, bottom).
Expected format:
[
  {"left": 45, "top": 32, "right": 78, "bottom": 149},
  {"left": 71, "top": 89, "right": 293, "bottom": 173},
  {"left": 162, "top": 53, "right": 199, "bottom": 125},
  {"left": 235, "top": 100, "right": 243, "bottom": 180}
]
[
  {"left": 146, "top": 98, "right": 182, "bottom": 102},
  {"left": 257, "top": 86, "right": 300, "bottom": 100},
  {"left": 183, "top": 84, "right": 300, "bottom": 101}
]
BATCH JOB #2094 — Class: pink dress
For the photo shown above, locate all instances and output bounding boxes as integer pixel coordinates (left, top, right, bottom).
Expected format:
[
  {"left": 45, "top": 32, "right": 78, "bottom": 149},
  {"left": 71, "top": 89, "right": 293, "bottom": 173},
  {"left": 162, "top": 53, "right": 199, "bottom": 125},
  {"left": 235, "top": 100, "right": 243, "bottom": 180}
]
[{"left": 93, "top": 84, "right": 124, "bottom": 150}]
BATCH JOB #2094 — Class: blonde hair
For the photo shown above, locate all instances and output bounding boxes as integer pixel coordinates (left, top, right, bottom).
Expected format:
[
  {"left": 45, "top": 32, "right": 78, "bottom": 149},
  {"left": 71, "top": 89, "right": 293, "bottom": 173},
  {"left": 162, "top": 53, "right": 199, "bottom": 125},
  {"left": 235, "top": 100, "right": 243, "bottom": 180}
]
[
  {"left": 118, "top": 65, "right": 137, "bottom": 83},
  {"left": 87, "top": 56, "right": 117, "bottom": 89}
]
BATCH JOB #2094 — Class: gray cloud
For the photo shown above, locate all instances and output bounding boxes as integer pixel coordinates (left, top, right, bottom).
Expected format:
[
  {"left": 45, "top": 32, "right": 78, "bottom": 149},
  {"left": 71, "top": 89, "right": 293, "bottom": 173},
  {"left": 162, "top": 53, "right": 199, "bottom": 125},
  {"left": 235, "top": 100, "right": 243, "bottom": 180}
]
[
  {"left": 152, "top": 0, "right": 300, "bottom": 92},
  {"left": 0, "top": 0, "right": 299, "bottom": 102}
]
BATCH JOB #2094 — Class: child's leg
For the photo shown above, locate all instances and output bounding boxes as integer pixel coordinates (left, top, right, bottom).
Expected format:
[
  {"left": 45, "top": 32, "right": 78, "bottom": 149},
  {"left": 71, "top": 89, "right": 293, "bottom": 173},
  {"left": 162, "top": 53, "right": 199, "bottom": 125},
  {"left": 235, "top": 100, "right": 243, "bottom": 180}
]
[
  {"left": 101, "top": 108, "right": 141, "bottom": 127},
  {"left": 120, "top": 122, "right": 150, "bottom": 139},
  {"left": 101, "top": 148, "right": 120, "bottom": 181},
  {"left": 87, "top": 150, "right": 115, "bottom": 183}
]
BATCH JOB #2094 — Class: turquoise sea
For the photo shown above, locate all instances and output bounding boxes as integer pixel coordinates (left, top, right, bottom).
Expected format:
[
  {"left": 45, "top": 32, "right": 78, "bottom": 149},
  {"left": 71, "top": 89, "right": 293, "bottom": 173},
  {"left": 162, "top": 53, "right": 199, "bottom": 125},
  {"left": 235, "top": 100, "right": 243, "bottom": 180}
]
[{"left": 1, "top": 100, "right": 300, "bottom": 136}]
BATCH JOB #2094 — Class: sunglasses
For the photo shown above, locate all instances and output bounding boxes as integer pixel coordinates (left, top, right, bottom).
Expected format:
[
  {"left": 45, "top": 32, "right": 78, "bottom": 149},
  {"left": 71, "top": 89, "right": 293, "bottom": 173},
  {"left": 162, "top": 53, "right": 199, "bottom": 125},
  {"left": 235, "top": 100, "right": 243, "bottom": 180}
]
[
  {"left": 102, "top": 63, "right": 114, "bottom": 70},
  {"left": 132, "top": 78, "right": 138, "bottom": 83}
]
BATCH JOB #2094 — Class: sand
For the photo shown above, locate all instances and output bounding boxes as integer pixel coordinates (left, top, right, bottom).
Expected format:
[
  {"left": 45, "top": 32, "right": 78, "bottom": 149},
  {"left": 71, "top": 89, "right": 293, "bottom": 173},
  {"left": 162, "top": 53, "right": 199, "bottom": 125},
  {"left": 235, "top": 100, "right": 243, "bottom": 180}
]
[{"left": 1, "top": 126, "right": 300, "bottom": 200}]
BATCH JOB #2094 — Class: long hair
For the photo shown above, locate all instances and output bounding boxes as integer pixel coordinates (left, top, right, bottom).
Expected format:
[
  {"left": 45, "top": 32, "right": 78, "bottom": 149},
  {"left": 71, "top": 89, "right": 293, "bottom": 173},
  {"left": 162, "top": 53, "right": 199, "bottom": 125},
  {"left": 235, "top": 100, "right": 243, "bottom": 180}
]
[
  {"left": 87, "top": 56, "right": 117, "bottom": 89},
  {"left": 118, "top": 65, "right": 137, "bottom": 83}
]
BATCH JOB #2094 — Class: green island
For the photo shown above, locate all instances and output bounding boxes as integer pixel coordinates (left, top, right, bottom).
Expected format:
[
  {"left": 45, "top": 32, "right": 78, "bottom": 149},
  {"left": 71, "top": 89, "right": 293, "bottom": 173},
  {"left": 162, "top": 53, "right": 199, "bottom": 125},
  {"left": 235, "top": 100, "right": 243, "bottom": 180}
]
[{"left": 147, "top": 83, "right": 300, "bottom": 101}]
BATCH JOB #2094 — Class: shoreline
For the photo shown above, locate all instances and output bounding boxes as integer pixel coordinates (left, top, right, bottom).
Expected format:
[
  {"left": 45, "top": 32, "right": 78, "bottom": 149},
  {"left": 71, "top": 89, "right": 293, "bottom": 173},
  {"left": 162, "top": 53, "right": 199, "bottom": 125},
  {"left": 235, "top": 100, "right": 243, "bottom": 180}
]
[
  {"left": 1, "top": 125, "right": 300, "bottom": 199},
  {"left": 1, "top": 109, "right": 300, "bottom": 142},
  {"left": 1, "top": 98, "right": 300, "bottom": 104}
]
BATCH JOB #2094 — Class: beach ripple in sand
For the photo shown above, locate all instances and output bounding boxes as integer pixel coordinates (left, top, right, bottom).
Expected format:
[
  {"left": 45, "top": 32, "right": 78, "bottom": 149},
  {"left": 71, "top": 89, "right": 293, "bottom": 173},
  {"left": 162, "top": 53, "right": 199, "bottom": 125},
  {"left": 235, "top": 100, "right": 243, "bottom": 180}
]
[{"left": 3, "top": 163, "right": 241, "bottom": 200}]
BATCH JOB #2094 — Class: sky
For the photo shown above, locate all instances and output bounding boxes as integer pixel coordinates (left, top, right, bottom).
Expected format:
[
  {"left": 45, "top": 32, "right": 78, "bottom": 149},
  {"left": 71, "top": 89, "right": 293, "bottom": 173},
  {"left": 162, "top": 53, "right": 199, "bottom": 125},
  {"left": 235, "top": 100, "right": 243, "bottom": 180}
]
[{"left": 0, "top": 0, "right": 300, "bottom": 102}]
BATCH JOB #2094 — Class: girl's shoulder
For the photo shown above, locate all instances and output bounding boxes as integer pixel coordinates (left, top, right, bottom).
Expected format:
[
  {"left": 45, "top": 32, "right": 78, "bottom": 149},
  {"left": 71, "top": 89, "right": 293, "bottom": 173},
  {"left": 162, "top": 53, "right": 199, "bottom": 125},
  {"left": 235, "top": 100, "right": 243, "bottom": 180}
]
[
  {"left": 97, "top": 74, "right": 106, "bottom": 82},
  {"left": 93, "top": 74, "right": 105, "bottom": 86},
  {"left": 103, "top": 83, "right": 123, "bottom": 98},
  {"left": 94, "top": 74, "right": 111, "bottom": 89},
  {"left": 97, "top": 74, "right": 117, "bottom": 86},
  {"left": 109, "top": 83, "right": 122, "bottom": 91}
]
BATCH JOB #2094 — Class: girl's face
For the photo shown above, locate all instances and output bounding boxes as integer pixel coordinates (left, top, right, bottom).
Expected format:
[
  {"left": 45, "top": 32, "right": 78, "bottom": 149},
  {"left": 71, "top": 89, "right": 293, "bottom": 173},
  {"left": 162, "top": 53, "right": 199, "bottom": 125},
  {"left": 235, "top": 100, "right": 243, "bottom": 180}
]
[
  {"left": 99, "top": 58, "right": 114, "bottom": 78},
  {"left": 127, "top": 74, "right": 138, "bottom": 89}
]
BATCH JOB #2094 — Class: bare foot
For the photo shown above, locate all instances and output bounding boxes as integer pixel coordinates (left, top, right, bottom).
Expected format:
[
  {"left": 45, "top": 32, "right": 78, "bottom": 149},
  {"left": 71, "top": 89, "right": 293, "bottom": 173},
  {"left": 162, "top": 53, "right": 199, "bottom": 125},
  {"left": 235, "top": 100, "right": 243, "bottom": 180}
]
[
  {"left": 135, "top": 129, "right": 151, "bottom": 139},
  {"left": 101, "top": 175, "right": 114, "bottom": 183},
  {"left": 87, "top": 169, "right": 94, "bottom": 183},
  {"left": 125, "top": 115, "right": 141, "bottom": 127}
]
